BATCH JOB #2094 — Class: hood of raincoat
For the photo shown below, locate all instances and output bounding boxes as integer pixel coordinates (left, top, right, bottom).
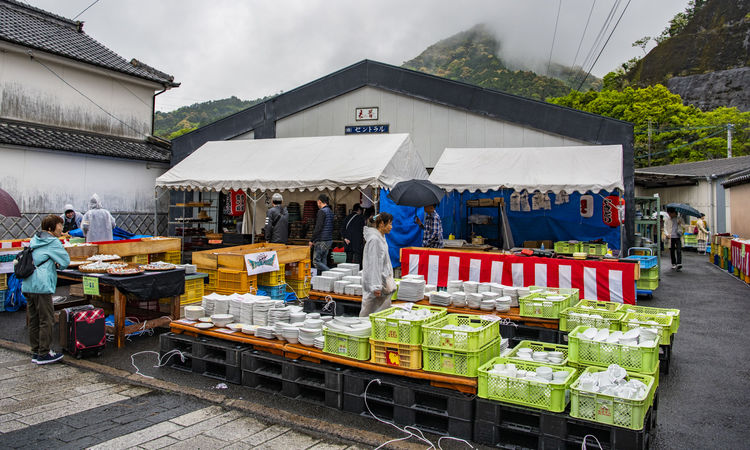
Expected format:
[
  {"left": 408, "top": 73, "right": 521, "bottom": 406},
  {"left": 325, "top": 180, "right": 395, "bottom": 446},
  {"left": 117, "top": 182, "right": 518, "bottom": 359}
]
[
  {"left": 63, "top": 203, "right": 75, "bottom": 213},
  {"left": 89, "top": 194, "right": 102, "bottom": 209},
  {"left": 22, "top": 231, "right": 70, "bottom": 294},
  {"left": 363, "top": 226, "right": 382, "bottom": 243}
]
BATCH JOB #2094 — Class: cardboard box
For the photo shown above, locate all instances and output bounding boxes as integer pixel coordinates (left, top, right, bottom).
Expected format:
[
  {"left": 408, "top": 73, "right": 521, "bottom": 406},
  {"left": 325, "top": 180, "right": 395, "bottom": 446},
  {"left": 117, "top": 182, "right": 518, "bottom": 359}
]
[
  {"left": 523, "top": 240, "right": 539, "bottom": 248},
  {"left": 493, "top": 197, "right": 505, "bottom": 206},
  {"left": 478, "top": 198, "right": 494, "bottom": 206}
]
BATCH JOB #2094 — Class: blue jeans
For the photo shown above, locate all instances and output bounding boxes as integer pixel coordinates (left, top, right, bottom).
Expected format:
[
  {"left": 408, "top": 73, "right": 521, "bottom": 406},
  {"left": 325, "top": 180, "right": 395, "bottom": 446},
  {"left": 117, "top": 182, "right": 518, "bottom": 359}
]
[{"left": 313, "top": 240, "right": 332, "bottom": 273}]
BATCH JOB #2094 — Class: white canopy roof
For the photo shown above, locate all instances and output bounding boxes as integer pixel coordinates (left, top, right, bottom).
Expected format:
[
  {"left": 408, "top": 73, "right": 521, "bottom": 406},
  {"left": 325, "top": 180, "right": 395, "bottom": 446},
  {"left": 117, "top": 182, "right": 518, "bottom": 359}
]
[
  {"left": 429, "top": 145, "right": 624, "bottom": 193},
  {"left": 156, "top": 133, "right": 428, "bottom": 192}
]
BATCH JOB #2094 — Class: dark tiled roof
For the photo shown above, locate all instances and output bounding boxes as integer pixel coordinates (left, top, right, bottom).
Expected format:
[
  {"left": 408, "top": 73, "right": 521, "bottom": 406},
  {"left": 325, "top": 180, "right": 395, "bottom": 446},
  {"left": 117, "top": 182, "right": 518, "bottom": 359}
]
[
  {"left": 0, "top": 0, "right": 178, "bottom": 87},
  {"left": 636, "top": 155, "right": 750, "bottom": 177},
  {"left": 722, "top": 168, "right": 750, "bottom": 188},
  {"left": 0, "top": 119, "right": 171, "bottom": 163}
]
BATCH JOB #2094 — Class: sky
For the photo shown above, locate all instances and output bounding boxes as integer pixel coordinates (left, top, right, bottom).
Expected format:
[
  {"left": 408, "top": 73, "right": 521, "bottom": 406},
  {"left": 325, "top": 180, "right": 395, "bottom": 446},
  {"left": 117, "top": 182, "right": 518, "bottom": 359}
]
[{"left": 26, "top": 0, "right": 692, "bottom": 112}]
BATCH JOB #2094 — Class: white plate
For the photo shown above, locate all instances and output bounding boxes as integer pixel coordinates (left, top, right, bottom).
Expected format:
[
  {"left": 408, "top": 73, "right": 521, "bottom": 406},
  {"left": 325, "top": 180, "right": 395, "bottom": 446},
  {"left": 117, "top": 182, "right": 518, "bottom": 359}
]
[
  {"left": 227, "top": 323, "right": 247, "bottom": 331},
  {"left": 195, "top": 322, "right": 213, "bottom": 329},
  {"left": 198, "top": 317, "right": 212, "bottom": 323}
]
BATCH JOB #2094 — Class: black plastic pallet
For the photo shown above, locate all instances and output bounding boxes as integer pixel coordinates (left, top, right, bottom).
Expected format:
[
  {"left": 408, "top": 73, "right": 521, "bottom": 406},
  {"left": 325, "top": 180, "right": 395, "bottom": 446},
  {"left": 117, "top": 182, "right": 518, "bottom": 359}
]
[
  {"left": 303, "top": 298, "right": 361, "bottom": 316},
  {"left": 473, "top": 397, "right": 657, "bottom": 450},
  {"left": 194, "top": 358, "right": 243, "bottom": 384},
  {"left": 659, "top": 334, "right": 674, "bottom": 374},
  {"left": 159, "top": 332, "right": 197, "bottom": 372},
  {"left": 194, "top": 336, "right": 251, "bottom": 366},
  {"left": 281, "top": 357, "right": 344, "bottom": 409},
  {"left": 501, "top": 323, "right": 564, "bottom": 345}
]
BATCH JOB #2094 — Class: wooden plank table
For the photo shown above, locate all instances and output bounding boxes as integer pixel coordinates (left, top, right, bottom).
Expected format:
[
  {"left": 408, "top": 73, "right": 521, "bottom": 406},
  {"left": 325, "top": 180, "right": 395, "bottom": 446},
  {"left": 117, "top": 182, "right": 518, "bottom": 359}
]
[{"left": 169, "top": 321, "right": 477, "bottom": 393}]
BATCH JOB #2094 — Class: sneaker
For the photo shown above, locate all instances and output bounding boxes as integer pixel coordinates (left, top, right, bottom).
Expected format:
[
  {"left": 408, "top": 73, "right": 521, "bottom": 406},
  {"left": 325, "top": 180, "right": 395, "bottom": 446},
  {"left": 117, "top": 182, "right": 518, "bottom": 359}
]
[
  {"left": 671, "top": 265, "right": 676, "bottom": 270},
  {"left": 676, "top": 264, "right": 683, "bottom": 271},
  {"left": 31, "top": 354, "right": 39, "bottom": 364},
  {"left": 36, "top": 351, "right": 63, "bottom": 365}
]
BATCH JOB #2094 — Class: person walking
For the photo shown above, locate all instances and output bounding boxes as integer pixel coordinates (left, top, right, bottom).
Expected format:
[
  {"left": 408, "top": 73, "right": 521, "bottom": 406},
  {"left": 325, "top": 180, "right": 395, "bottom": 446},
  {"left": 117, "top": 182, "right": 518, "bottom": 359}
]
[
  {"left": 81, "top": 194, "right": 116, "bottom": 242},
  {"left": 264, "top": 193, "right": 289, "bottom": 244},
  {"left": 21, "top": 214, "right": 70, "bottom": 364},
  {"left": 60, "top": 203, "right": 83, "bottom": 233},
  {"left": 341, "top": 204, "right": 365, "bottom": 266},
  {"left": 696, "top": 214, "right": 709, "bottom": 255},
  {"left": 415, "top": 204, "right": 444, "bottom": 248},
  {"left": 360, "top": 213, "right": 396, "bottom": 317},
  {"left": 663, "top": 207, "right": 685, "bottom": 271},
  {"left": 309, "top": 194, "right": 334, "bottom": 273}
]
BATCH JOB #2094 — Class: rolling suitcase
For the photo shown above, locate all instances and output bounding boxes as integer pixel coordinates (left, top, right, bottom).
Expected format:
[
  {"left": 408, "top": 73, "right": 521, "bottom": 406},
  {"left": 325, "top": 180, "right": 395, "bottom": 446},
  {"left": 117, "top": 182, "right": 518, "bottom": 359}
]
[{"left": 59, "top": 305, "right": 106, "bottom": 358}]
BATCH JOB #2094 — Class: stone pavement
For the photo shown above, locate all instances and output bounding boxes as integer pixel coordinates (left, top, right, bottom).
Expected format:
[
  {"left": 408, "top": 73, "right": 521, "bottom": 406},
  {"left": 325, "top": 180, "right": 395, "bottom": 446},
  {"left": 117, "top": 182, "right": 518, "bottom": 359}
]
[{"left": 0, "top": 347, "right": 362, "bottom": 449}]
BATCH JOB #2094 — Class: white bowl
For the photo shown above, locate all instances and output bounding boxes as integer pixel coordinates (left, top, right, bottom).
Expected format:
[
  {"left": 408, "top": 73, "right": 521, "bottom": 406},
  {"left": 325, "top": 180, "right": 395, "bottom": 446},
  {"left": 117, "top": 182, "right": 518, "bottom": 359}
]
[
  {"left": 195, "top": 322, "right": 213, "bottom": 329},
  {"left": 210, "top": 314, "right": 234, "bottom": 328}
]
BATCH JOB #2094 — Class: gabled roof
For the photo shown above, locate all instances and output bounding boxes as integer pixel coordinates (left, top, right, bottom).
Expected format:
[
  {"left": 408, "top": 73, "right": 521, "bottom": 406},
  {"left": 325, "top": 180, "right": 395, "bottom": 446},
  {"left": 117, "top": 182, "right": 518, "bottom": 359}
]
[
  {"left": 0, "top": 118, "right": 171, "bottom": 163},
  {"left": 171, "top": 59, "right": 633, "bottom": 166},
  {"left": 722, "top": 168, "right": 750, "bottom": 188},
  {"left": 0, "top": 0, "right": 178, "bottom": 87},
  {"left": 636, "top": 155, "right": 750, "bottom": 177}
]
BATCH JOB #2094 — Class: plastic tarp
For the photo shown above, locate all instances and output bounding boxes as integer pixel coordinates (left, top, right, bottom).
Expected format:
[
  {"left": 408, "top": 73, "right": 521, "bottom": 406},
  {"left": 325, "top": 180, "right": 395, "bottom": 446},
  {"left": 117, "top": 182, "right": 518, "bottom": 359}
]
[
  {"left": 155, "top": 134, "right": 428, "bottom": 192},
  {"left": 429, "top": 145, "right": 624, "bottom": 194},
  {"left": 379, "top": 188, "right": 424, "bottom": 268}
]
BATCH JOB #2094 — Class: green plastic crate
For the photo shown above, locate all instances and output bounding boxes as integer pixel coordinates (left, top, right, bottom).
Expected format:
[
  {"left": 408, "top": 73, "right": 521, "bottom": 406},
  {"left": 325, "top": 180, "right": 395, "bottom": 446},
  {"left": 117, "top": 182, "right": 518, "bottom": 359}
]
[
  {"left": 369, "top": 305, "right": 447, "bottom": 344},
  {"left": 477, "top": 357, "right": 577, "bottom": 412},
  {"left": 529, "top": 286, "right": 580, "bottom": 305},
  {"left": 554, "top": 241, "right": 581, "bottom": 254},
  {"left": 636, "top": 278, "right": 659, "bottom": 290},
  {"left": 519, "top": 292, "right": 572, "bottom": 319},
  {"left": 504, "top": 340, "right": 569, "bottom": 366},
  {"left": 559, "top": 308, "right": 624, "bottom": 332},
  {"left": 582, "top": 242, "right": 608, "bottom": 256},
  {"left": 422, "top": 314, "right": 500, "bottom": 351},
  {"left": 574, "top": 299, "right": 623, "bottom": 312},
  {"left": 568, "top": 326, "right": 659, "bottom": 374},
  {"left": 323, "top": 328, "right": 370, "bottom": 361},
  {"left": 621, "top": 305, "right": 680, "bottom": 333},
  {"left": 422, "top": 337, "right": 500, "bottom": 377},
  {"left": 640, "top": 266, "right": 659, "bottom": 280},
  {"left": 621, "top": 312, "right": 674, "bottom": 345},
  {"left": 570, "top": 366, "right": 656, "bottom": 430}
]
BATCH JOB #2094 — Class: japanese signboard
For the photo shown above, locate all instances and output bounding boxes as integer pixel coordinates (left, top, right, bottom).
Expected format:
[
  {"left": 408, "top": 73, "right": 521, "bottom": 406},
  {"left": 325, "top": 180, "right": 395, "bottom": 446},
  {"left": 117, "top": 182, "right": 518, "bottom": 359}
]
[
  {"left": 82, "top": 276, "right": 100, "bottom": 296},
  {"left": 345, "top": 124, "right": 389, "bottom": 134},
  {"left": 355, "top": 107, "right": 378, "bottom": 121}
]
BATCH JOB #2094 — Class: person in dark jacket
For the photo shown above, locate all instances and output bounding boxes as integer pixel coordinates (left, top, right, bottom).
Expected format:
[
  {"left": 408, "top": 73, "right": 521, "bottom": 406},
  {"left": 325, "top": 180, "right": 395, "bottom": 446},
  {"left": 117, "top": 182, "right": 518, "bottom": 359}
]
[
  {"left": 341, "top": 204, "right": 365, "bottom": 266},
  {"left": 60, "top": 203, "right": 83, "bottom": 233},
  {"left": 21, "top": 214, "right": 70, "bottom": 364},
  {"left": 309, "top": 194, "right": 334, "bottom": 273},
  {"left": 264, "top": 193, "right": 289, "bottom": 244}
]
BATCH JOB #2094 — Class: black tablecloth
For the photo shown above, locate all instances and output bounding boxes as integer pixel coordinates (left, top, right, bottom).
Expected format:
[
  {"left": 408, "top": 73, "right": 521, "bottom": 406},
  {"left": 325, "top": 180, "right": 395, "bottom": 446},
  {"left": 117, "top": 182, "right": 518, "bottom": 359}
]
[{"left": 58, "top": 268, "right": 185, "bottom": 300}]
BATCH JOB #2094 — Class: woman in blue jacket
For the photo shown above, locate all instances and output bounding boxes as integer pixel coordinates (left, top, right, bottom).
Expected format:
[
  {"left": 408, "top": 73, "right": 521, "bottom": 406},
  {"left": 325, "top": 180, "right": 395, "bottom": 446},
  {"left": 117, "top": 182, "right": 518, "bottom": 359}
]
[{"left": 21, "top": 215, "right": 70, "bottom": 364}]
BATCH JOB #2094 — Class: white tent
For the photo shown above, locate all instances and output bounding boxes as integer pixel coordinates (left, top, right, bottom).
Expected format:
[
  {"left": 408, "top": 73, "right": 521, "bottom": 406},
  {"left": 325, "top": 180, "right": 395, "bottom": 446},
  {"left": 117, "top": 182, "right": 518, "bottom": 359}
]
[
  {"left": 155, "top": 133, "right": 428, "bottom": 192},
  {"left": 428, "top": 145, "right": 624, "bottom": 193}
]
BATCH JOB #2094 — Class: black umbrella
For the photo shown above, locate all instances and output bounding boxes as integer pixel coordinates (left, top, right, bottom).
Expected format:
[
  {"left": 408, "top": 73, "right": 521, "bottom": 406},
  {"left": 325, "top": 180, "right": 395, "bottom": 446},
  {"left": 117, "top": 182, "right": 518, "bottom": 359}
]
[
  {"left": 0, "top": 188, "right": 21, "bottom": 218},
  {"left": 387, "top": 179, "right": 445, "bottom": 207},
  {"left": 666, "top": 203, "right": 702, "bottom": 218}
]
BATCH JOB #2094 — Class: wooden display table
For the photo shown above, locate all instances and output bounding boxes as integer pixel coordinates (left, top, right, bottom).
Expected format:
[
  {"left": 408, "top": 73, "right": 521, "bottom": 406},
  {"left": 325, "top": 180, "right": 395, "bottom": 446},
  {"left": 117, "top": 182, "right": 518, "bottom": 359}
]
[{"left": 169, "top": 320, "right": 477, "bottom": 393}]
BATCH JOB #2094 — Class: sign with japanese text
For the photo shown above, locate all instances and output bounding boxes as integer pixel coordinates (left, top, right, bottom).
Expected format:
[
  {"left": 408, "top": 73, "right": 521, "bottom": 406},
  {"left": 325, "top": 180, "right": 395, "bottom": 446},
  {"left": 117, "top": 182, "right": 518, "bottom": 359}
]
[
  {"left": 355, "top": 107, "right": 378, "bottom": 121},
  {"left": 244, "top": 251, "right": 280, "bottom": 275},
  {"left": 82, "top": 276, "right": 99, "bottom": 296},
  {"left": 579, "top": 195, "right": 594, "bottom": 218},
  {"left": 345, "top": 124, "right": 389, "bottom": 134}
]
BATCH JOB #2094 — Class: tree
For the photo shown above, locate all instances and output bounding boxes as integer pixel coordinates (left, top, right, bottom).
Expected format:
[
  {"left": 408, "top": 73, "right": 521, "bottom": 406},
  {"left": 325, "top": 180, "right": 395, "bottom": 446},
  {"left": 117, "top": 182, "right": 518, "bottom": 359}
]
[{"left": 632, "top": 36, "right": 651, "bottom": 54}]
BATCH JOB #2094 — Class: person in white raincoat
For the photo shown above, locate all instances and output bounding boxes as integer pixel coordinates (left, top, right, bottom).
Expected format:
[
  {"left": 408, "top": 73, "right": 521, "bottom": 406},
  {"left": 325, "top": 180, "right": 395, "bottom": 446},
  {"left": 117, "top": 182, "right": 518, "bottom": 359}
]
[
  {"left": 360, "top": 213, "right": 397, "bottom": 317},
  {"left": 81, "top": 194, "right": 116, "bottom": 243}
]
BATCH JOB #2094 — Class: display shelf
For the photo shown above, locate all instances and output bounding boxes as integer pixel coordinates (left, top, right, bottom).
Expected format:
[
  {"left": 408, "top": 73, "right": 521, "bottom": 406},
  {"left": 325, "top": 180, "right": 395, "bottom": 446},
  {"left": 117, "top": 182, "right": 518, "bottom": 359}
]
[
  {"left": 466, "top": 204, "right": 504, "bottom": 248},
  {"left": 634, "top": 197, "right": 661, "bottom": 290}
]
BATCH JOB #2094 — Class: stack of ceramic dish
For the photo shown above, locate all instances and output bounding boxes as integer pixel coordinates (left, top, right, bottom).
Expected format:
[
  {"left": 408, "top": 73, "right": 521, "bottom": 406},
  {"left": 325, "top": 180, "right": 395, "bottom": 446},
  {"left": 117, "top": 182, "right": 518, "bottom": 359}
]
[
  {"left": 289, "top": 311, "right": 307, "bottom": 324},
  {"left": 342, "top": 275, "right": 362, "bottom": 285},
  {"left": 253, "top": 299, "right": 275, "bottom": 326},
  {"left": 184, "top": 305, "right": 204, "bottom": 320},
  {"left": 396, "top": 278, "right": 426, "bottom": 302},
  {"left": 447, "top": 280, "right": 464, "bottom": 294},
  {"left": 324, "top": 316, "right": 371, "bottom": 337},
  {"left": 482, "top": 292, "right": 500, "bottom": 301},
  {"left": 575, "top": 364, "right": 649, "bottom": 399},
  {"left": 467, "top": 292, "right": 483, "bottom": 309},
  {"left": 239, "top": 297, "right": 254, "bottom": 324},
  {"left": 321, "top": 270, "right": 345, "bottom": 281},
  {"left": 451, "top": 291, "right": 467, "bottom": 307},
  {"left": 282, "top": 324, "right": 300, "bottom": 344},
  {"left": 202, "top": 293, "right": 226, "bottom": 316},
  {"left": 254, "top": 326, "right": 275, "bottom": 339},
  {"left": 517, "top": 287, "right": 531, "bottom": 299},
  {"left": 489, "top": 283, "right": 505, "bottom": 294},
  {"left": 503, "top": 287, "right": 519, "bottom": 307},
  {"left": 402, "top": 273, "right": 425, "bottom": 281},
  {"left": 488, "top": 362, "right": 570, "bottom": 385},
  {"left": 313, "top": 335, "right": 325, "bottom": 349},
  {"left": 477, "top": 283, "right": 491, "bottom": 293},
  {"left": 424, "top": 283, "right": 436, "bottom": 293},
  {"left": 343, "top": 284, "right": 363, "bottom": 296},
  {"left": 495, "top": 296, "right": 512, "bottom": 312},
  {"left": 229, "top": 295, "right": 243, "bottom": 318},
  {"left": 463, "top": 281, "right": 479, "bottom": 294},
  {"left": 299, "top": 317, "right": 324, "bottom": 347},
  {"left": 480, "top": 298, "right": 496, "bottom": 311},
  {"left": 334, "top": 280, "right": 352, "bottom": 294},
  {"left": 336, "top": 263, "right": 360, "bottom": 275},
  {"left": 268, "top": 306, "right": 290, "bottom": 327},
  {"left": 241, "top": 324, "right": 258, "bottom": 335},
  {"left": 579, "top": 327, "right": 657, "bottom": 347},
  {"left": 428, "top": 292, "right": 451, "bottom": 306},
  {"left": 213, "top": 297, "right": 230, "bottom": 315}
]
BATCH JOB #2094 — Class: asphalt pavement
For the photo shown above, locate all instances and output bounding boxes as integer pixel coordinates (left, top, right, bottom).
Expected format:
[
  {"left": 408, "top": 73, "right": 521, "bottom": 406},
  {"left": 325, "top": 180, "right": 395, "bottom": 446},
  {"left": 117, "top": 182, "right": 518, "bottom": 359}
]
[{"left": 0, "top": 250, "right": 747, "bottom": 449}]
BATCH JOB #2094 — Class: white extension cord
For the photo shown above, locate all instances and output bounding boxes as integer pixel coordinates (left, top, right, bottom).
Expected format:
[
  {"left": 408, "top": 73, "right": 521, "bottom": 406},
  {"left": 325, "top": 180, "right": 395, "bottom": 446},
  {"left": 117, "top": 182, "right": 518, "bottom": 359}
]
[{"left": 130, "top": 348, "right": 187, "bottom": 379}]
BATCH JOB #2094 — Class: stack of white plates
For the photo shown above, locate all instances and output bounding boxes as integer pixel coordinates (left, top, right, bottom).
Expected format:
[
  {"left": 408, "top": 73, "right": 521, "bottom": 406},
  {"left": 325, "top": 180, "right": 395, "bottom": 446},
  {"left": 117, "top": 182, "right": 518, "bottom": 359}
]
[
  {"left": 213, "top": 297, "right": 230, "bottom": 315},
  {"left": 477, "top": 283, "right": 491, "bottom": 293},
  {"left": 274, "top": 322, "right": 287, "bottom": 341},
  {"left": 240, "top": 298, "right": 254, "bottom": 324},
  {"left": 430, "top": 292, "right": 452, "bottom": 306},
  {"left": 463, "top": 281, "right": 479, "bottom": 294},
  {"left": 482, "top": 292, "right": 500, "bottom": 301},
  {"left": 480, "top": 299, "right": 496, "bottom": 311},
  {"left": 331, "top": 267, "right": 353, "bottom": 278},
  {"left": 298, "top": 327, "right": 322, "bottom": 347},
  {"left": 253, "top": 299, "right": 274, "bottom": 326},
  {"left": 344, "top": 284, "right": 363, "bottom": 296},
  {"left": 467, "top": 293, "right": 483, "bottom": 309},
  {"left": 290, "top": 311, "right": 306, "bottom": 323},
  {"left": 254, "top": 326, "right": 275, "bottom": 339},
  {"left": 319, "top": 276, "right": 337, "bottom": 292},
  {"left": 229, "top": 295, "right": 243, "bottom": 318},
  {"left": 489, "top": 283, "right": 505, "bottom": 294},
  {"left": 268, "top": 306, "right": 290, "bottom": 327},
  {"left": 402, "top": 273, "right": 425, "bottom": 281},
  {"left": 334, "top": 280, "right": 352, "bottom": 294},
  {"left": 504, "top": 287, "right": 519, "bottom": 307},
  {"left": 283, "top": 324, "right": 300, "bottom": 344},
  {"left": 336, "top": 263, "right": 360, "bottom": 275},
  {"left": 324, "top": 317, "right": 371, "bottom": 337},
  {"left": 517, "top": 287, "right": 531, "bottom": 299},
  {"left": 342, "top": 275, "right": 362, "bottom": 285},
  {"left": 496, "top": 296, "right": 512, "bottom": 312},
  {"left": 313, "top": 335, "right": 325, "bottom": 349},
  {"left": 241, "top": 324, "right": 258, "bottom": 335},
  {"left": 451, "top": 291, "right": 467, "bottom": 307},
  {"left": 447, "top": 280, "right": 464, "bottom": 294},
  {"left": 397, "top": 279, "right": 426, "bottom": 302},
  {"left": 424, "top": 283, "right": 436, "bottom": 293},
  {"left": 184, "top": 305, "right": 204, "bottom": 320},
  {"left": 321, "top": 270, "right": 344, "bottom": 281},
  {"left": 202, "top": 293, "right": 226, "bottom": 316}
]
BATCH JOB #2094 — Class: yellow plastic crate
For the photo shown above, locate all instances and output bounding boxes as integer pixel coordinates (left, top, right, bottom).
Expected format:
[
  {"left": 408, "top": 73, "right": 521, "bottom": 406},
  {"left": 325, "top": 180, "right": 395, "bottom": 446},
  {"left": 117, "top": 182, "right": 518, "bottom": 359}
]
[
  {"left": 180, "top": 278, "right": 205, "bottom": 305},
  {"left": 197, "top": 267, "right": 217, "bottom": 291},
  {"left": 258, "top": 265, "right": 285, "bottom": 285},
  {"left": 123, "top": 254, "right": 149, "bottom": 264},
  {"left": 0, "top": 273, "right": 6, "bottom": 291},
  {"left": 370, "top": 339, "right": 422, "bottom": 369},
  {"left": 217, "top": 269, "right": 257, "bottom": 294},
  {"left": 286, "top": 278, "right": 311, "bottom": 299},
  {"left": 285, "top": 260, "right": 311, "bottom": 280}
]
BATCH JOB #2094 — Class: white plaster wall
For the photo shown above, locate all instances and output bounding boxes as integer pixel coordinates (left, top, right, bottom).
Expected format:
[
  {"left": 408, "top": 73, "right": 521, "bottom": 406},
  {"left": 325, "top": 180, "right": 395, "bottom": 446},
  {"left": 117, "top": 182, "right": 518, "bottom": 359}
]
[
  {"left": 0, "top": 145, "right": 167, "bottom": 213},
  {"left": 275, "top": 86, "right": 586, "bottom": 168},
  {"left": 0, "top": 47, "right": 156, "bottom": 139},
  {"left": 232, "top": 130, "right": 255, "bottom": 140},
  {"left": 635, "top": 180, "right": 729, "bottom": 232}
]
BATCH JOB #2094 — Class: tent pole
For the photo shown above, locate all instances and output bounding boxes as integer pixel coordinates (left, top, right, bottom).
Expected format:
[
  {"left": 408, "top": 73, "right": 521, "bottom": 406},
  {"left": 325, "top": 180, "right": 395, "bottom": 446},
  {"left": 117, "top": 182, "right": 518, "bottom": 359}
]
[{"left": 374, "top": 188, "right": 380, "bottom": 214}]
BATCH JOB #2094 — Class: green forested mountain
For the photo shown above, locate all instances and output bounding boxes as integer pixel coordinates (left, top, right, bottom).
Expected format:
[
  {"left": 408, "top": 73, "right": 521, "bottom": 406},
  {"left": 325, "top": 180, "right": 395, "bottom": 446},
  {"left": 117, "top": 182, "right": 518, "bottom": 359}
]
[
  {"left": 154, "top": 96, "right": 270, "bottom": 139},
  {"left": 402, "top": 24, "right": 601, "bottom": 101}
]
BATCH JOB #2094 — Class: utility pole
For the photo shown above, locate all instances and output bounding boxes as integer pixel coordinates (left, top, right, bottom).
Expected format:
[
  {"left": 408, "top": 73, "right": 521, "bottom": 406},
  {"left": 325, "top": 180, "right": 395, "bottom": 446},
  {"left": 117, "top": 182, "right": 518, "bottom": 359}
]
[
  {"left": 647, "top": 120, "right": 652, "bottom": 166},
  {"left": 727, "top": 123, "right": 733, "bottom": 158}
]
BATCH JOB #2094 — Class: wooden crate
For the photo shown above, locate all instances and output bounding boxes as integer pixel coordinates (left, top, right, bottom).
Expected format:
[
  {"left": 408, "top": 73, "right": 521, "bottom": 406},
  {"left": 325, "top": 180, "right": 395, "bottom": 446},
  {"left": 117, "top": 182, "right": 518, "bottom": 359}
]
[
  {"left": 96, "top": 237, "right": 180, "bottom": 257},
  {"left": 193, "top": 243, "right": 309, "bottom": 271},
  {"left": 65, "top": 244, "right": 99, "bottom": 260}
]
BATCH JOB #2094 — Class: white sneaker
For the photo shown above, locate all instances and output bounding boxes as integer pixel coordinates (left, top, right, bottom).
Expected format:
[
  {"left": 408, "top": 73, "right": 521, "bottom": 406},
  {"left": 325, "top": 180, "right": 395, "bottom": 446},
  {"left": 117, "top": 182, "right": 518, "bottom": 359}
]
[{"left": 671, "top": 265, "right": 676, "bottom": 270}]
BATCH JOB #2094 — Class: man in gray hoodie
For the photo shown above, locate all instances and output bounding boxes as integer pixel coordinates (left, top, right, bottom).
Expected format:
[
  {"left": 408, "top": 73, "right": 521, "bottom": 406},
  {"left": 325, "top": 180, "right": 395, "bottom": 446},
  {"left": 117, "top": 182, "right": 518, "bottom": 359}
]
[
  {"left": 82, "top": 194, "right": 116, "bottom": 243},
  {"left": 60, "top": 203, "right": 83, "bottom": 233}
]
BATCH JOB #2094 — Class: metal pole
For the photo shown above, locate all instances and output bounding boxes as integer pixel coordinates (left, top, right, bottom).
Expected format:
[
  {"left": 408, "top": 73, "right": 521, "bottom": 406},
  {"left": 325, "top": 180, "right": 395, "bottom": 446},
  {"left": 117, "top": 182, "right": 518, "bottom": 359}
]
[
  {"left": 153, "top": 189, "right": 158, "bottom": 236},
  {"left": 647, "top": 120, "right": 652, "bottom": 166},
  {"left": 251, "top": 195, "right": 256, "bottom": 244},
  {"left": 727, "top": 124, "right": 733, "bottom": 158}
]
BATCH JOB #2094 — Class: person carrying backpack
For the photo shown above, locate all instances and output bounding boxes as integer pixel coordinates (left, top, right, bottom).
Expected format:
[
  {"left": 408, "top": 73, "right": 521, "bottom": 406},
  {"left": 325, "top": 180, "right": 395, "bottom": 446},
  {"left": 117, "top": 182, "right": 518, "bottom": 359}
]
[{"left": 20, "top": 214, "right": 70, "bottom": 364}]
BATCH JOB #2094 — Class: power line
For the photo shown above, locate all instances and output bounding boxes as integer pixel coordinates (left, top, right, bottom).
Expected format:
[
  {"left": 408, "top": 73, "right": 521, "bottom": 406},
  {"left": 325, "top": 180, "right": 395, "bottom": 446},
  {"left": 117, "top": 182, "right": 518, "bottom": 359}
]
[
  {"left": 72, "top": 0, "right": 101, "bottom": 20},
  {"left": 574, "top": 0, "right": 622, "bottom": 89},
  {"left": 571, "top": 0, "right": 597, "bottom": 70},
  {"left": 546, "top": 0, "right": 562, "bottom": 76},
  {"left": 577, "top": 0, "right": 633, "bottom": 91},
  {"left": 635, "top": 127, "right": 728, "bottom": 159}
]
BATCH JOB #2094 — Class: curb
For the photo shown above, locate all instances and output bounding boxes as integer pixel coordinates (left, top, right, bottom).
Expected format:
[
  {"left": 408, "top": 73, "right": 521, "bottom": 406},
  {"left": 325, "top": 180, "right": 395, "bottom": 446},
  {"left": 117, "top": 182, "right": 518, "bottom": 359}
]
[{"left": 0, "top": 338, "right": 423, "bottom": 449}]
